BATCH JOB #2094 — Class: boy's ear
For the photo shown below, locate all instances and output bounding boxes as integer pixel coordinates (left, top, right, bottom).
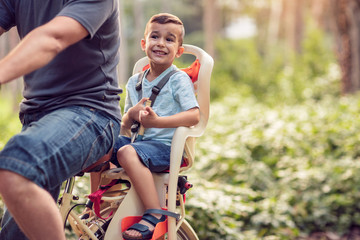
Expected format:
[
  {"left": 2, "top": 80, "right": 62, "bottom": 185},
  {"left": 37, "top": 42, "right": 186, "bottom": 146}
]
[
  {"left": 141, "top": 39, "right": 146, "bottom": 51},
  {"left": 176, "top": 46, "right": 185, "bottom": 58}
]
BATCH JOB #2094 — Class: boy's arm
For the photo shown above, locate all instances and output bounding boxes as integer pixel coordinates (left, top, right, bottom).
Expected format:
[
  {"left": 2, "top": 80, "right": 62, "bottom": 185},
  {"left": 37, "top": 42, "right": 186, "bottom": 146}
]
[{"left": 140, "top": 107, "right": 200, "bottom": 129}]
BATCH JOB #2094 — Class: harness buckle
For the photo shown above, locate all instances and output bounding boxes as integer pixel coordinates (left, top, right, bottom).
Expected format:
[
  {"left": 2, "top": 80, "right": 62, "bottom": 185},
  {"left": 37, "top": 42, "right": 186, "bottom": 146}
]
[
  {"left": 135, "top": 81, "right": 142, "bottom": 91},
  {"left": 152, "top": 86, "right": 160, "bottom": 95},
  {"left": 131, "top": 122, "right": 140, "bottom": 133}
]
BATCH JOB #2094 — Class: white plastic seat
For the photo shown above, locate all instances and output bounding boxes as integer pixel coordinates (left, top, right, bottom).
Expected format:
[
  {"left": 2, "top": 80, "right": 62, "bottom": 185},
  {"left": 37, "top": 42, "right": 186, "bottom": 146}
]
[{"left": 103, "top": 44, "right": 213, "bottom": 240}]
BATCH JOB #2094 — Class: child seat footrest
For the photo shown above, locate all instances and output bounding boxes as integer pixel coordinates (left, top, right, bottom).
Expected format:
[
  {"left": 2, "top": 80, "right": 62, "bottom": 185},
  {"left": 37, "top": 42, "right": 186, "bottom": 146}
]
[{"left": 121, "top": 209, "right": 180, "bottom": 240}]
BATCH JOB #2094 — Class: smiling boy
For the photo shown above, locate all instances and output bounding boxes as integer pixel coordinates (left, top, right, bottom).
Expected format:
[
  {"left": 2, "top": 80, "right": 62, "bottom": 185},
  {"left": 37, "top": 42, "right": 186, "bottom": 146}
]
[{"left": 114, "top": 13, "right": 200, "bottom": 240}]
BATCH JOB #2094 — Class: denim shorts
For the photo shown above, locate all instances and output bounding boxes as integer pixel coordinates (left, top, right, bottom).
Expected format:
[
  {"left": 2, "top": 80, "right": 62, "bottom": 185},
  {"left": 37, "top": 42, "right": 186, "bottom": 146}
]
[
  {"left": 110, "top": 136, "right": 171, "bottom": 172},
  {"left": 0, "top": 105, "right": 120, "bottom": 191},
  {"left": 0, "top": 106, "right": 120, "bottom": 240}
]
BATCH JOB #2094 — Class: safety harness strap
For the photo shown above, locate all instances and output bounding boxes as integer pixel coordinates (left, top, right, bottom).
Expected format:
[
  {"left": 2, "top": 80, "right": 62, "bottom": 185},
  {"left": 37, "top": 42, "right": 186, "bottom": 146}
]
[
  {"left": 135, "top": 69, "right": 178, "bottom": 107},
  {"left": 88, "top": 179, "right": 120, "bottom": 220},
  {"left": 131, "top": 69, "right": 178, "bottom": 142}
]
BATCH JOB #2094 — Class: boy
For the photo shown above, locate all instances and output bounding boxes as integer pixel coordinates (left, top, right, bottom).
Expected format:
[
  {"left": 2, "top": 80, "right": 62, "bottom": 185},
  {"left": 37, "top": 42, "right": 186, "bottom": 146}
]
[{"left": 115, "top": 13, "right": 199, "bottom": 240}]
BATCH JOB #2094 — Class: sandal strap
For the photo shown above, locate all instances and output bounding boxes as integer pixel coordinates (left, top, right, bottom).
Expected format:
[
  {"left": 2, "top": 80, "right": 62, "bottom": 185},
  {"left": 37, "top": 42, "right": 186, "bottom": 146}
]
[
  {"left": 127, "top": 222, "right": 150, "bottom": 233},
  {"left": 141, "top": 213, "right": 165, "bottom": 227},
  {"left": 144, "top": 209, "right": 180, "bottom": 220},
  {"left": 126, "top": 223, "right": 153, "bottom": 239}
]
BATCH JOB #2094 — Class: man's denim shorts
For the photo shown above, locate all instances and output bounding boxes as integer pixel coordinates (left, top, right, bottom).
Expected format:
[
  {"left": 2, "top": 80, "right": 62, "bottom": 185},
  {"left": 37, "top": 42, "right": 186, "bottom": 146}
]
[
  {"left": 0, "top": 105, "right": 120, "bottom": 240},
  {"left": 0, "top": 105, "right": 120, "bottom": 192},
  {"left": 110, "top": 136, "right": 171, "bottom": 172}
]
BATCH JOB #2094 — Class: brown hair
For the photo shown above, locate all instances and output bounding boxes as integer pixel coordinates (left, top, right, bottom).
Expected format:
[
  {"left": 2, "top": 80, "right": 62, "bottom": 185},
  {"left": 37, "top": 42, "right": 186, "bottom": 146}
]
[{"left": 144, "top": 13, "right": 185, "bottom": 45}]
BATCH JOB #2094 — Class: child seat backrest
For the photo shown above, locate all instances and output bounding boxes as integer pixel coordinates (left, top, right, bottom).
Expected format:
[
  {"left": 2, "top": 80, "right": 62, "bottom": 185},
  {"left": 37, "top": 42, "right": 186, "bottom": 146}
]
[{"left": 132, "top": 44, "right": 213, "bottom": 171}]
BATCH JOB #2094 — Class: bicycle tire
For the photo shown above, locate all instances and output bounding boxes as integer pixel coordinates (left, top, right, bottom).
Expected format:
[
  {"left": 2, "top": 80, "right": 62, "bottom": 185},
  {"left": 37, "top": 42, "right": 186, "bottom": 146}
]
[{"left": 173, "top": 220, "right": 199, "bottom": 240}]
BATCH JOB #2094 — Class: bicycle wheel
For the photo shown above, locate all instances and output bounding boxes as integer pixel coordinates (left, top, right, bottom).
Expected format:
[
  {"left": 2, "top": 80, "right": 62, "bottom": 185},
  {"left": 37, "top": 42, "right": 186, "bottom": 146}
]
[{"left": 174, "top": 220, "right": 199, "bottom": 240}]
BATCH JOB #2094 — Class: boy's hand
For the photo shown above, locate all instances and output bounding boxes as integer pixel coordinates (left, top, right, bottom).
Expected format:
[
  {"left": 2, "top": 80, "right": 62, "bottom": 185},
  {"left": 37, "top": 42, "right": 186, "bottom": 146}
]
[
  {"left": 128, "top": 98, "right": 149, "bottom": 122},
  {"left": 139, "top": 106, "right": 158, "bottom": 128}
]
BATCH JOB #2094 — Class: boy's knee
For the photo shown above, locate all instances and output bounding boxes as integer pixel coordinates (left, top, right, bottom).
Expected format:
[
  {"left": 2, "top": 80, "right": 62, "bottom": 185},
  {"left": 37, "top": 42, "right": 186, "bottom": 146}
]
[{"left": 117, "top": 145, "right": 137, "bottom": 166}]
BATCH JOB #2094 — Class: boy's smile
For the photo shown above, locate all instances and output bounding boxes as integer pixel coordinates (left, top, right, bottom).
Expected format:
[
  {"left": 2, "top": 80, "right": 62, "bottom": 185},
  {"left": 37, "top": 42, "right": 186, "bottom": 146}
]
[{"left": 141, "top": 22, "right": 184, "bottom": 74}]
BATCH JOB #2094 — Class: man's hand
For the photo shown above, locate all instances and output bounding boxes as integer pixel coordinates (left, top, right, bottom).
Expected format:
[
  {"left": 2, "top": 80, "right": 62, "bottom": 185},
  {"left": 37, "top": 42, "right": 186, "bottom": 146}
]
[
  {"left": 128, "top": 98, "right": 149, "bottom": 123},
  {"left": 120, "top": 98, "right": 149, "bottom": 132}
]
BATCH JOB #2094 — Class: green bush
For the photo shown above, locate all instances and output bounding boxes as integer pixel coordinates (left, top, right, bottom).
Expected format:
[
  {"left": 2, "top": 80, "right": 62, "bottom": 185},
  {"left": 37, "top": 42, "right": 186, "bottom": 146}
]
[
  {"left": 186, "top": 93, "right": 360, "bottom": 239},
  {"left": 211, "top": 26, "right": 338, "bottom": 106}
]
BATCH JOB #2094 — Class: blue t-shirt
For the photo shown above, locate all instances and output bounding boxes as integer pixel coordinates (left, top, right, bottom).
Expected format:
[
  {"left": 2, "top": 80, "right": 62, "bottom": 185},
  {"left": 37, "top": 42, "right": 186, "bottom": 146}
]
[
  {"left": 125, "top": 65, "right": 199, "bottom": 146},
  {"left": 0, "top": 0, "right": 122, "bottom": 120}
]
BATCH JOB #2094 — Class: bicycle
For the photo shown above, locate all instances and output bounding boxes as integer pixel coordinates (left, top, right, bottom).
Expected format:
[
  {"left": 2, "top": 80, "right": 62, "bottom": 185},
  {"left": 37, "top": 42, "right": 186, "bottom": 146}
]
[{"left": 58, "top": 44, "right": 214, "bottom": 240}]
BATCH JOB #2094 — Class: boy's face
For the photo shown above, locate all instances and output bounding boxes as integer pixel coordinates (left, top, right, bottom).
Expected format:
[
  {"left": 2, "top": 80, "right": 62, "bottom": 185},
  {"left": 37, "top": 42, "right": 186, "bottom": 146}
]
[{"left": 141, "top": 22, "right": 184, "bottom": 69}]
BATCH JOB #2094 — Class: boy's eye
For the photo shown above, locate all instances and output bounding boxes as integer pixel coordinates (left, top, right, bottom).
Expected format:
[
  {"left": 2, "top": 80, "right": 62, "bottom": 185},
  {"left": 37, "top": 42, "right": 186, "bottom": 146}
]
[
  {"left": 150, "top": 34, "right": 158, "bottom": 39},
  {"left": 166, "top": 38, "right": 175, "bottom": 42}
]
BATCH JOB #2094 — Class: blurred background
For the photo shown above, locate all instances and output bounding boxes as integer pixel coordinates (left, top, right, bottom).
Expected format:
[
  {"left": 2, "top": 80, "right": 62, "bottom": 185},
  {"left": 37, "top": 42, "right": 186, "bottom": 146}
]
[{"left": 2, "top": 0, "right": 360, "bottom": 239}]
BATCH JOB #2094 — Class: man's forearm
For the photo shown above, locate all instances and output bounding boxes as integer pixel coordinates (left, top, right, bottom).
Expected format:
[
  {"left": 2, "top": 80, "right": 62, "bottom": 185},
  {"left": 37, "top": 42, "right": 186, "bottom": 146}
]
[
  {"left": 0, "top": 27, "right": 62, "bottom": 84},
  {"left": 0, "top": 16, "right": 88, "bottom": 85}
]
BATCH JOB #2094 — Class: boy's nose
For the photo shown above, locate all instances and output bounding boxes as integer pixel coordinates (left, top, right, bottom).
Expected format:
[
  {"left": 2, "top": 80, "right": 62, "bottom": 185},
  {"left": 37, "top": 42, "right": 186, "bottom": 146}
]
[{"left": 157, "top": 38, "right": 165, "bottom": 46}]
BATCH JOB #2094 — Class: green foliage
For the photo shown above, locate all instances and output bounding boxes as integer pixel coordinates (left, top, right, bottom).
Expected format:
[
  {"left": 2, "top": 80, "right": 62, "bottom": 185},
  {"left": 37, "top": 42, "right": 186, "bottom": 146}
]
[
  {"left": 211, "top": 26, "right": 339, "bottom": 105},
  {"left": 0, "top": 99, "right": 21, "bottom": 150},
  {"left": 180, "top": 24, "right": 356, "bottom": 239},
  {"left": 186, "top": 93, "right": 360, "bottom": 239}
]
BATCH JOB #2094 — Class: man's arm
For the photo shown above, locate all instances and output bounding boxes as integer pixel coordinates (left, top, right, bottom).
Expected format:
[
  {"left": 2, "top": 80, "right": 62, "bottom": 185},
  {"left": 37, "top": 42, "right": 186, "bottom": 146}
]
[
  {"left": 0, "top": 16, "right": 88, "bottom": 85},
  {"left": 120, "top": 98, "right": 149, "bottom": 136}
]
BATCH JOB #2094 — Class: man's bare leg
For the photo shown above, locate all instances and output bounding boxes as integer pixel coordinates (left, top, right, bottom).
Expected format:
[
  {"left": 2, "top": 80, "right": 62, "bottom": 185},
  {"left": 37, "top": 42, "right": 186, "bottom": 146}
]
[{"left": 0, "top": 170, "right": 66, "bottom": 240}]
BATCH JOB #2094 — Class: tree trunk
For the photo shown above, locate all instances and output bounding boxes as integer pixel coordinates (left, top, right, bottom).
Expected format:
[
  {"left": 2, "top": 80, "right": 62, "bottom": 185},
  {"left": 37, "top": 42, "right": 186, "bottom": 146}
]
[
  {"left": 282, "top": 0, "right": 304, "bottom": 54},
  {"left": 347, "top": 0, "right": 360, "bottom": 92},
  {"left": 203, "top": 0, "right": 217, "bottom": 57},
  {"left": 267, "top": 0, "right": 282, "bottom": 48},
  {"left": 331, "top": 0, "right": 360, "bottom": 94},
  {"left": 133, "top": 0, "right": 145, "bottom": 61},
  {"left": 0, "top": 28, "right": 22, "bottom": 108}
]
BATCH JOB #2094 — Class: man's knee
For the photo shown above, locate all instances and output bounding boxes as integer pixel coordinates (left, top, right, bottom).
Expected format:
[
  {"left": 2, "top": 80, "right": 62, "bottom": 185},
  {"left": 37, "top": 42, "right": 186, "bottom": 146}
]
[
  {"left": 0, "top": 170, "right": 30, "bottom": 195},
  {"left": 0, "top": 170, "right": 16, "bottom": 192}
]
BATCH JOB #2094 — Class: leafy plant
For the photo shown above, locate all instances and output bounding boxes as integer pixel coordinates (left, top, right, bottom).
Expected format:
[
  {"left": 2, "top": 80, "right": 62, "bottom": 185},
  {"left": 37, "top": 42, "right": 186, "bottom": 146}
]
[{"left": 187, "top": 91, "right": 360, "bottom": 239}]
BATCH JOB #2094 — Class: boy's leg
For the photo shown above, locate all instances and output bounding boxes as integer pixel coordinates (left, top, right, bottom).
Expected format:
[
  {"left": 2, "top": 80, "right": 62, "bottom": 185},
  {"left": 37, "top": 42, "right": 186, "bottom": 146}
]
[
  {"left": 118, "top": 145, "right": 161, "bottom": 210},
  {"left": 117, "top": 145, "right": 163, "bottom": 238},
  {"left": 0, "top": 106, "right": 120, "bottom": 240}
]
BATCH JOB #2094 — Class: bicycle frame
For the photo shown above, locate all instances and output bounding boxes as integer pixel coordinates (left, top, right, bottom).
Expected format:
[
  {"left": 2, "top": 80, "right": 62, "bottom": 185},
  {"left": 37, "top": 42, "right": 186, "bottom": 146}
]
[{"left": 58, "top": 44, "right": 214, "bottom": 240}]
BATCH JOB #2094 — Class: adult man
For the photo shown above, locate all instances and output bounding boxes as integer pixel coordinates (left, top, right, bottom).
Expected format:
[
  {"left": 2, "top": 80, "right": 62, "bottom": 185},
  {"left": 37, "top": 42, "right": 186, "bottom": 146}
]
[{"left": 0, "top": 0, "right": 122, "bottom": 239}]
